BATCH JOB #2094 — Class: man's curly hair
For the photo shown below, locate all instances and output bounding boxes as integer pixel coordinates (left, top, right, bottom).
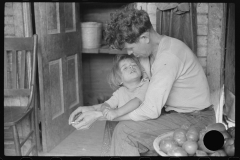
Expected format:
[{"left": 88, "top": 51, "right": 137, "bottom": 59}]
[{"left": 104, "top": 7, "right": 152, "bottom": 50}]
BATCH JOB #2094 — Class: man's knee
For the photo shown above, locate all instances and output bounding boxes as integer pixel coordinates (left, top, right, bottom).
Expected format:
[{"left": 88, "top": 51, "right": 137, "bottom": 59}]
[{"left": 113, "top": 121, "right": 136, "bottom": 138}]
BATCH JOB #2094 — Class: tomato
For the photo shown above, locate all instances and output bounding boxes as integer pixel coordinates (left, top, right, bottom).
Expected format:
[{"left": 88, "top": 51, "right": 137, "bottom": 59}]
[
  {"left": 195, "top": 150, "right": 208, "bottom": 156},
  {"left": 227, "top": 127, "right": 235, "bottom": 138},
  {"left": 182, "top": 140, "right": 198, "bottom": 155},
  {"left": 199, "top": 129, "right": 207, "bottom": 141},
  {"left": 206, "top": 123, "right": 226, "bottom": 132},
  {"left": 224, "top": 138, "right": 235, "bottom": 156},
  {"left": 220, "top": 130, "right": 231, "bottom": 140},
  {"left": 159, "top": 137, "right": 178, "bottom": 154},
  {"left": 210, "top": 150, "right": 227, "bottom": 156},
  {"left": 167, "top": 146, "right": 188, "bottom": 156},
  {"left": 186, "top": 126, "right": 199, "bottom": 142},
  {"left": 173, "top": 128, "right": 187, "bottom": 146}
]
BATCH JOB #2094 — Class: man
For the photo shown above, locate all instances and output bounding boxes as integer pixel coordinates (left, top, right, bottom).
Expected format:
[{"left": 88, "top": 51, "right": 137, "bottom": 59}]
[{"left": 69, "top": 7, "right": 215, "bottom": 156}]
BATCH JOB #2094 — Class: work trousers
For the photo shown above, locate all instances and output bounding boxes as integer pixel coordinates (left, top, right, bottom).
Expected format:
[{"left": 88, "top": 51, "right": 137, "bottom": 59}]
[{"left": 109, "top": 107, "right": 216, "bottom": 156}]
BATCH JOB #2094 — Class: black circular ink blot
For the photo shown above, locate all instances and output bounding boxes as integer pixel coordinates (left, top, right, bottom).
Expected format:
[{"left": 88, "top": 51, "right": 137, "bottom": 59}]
[{"left": 203, "top": 130, "right": 224, "bottom": 151}]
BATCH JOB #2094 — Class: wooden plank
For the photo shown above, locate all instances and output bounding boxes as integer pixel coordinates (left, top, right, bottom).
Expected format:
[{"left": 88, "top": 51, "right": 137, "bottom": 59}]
[
  {"left": 13, "top": 3, "right": 24, "bottom": 37},
  {"left": 4, "top": 50, "right": 8, "bottom": 89},
  {"left": 20, "top": 51, "right": 26, "bottom": 88},
  {"left": 224, "top": 3, "right": 235, "bottom": 94},
  {"left": 82, "top": 48, "right": 99, "bottom": 54},
  {"left": 4, "top": 37, "right": 33, "bottom": 50},
  {"left": 81, "top": 3, "right": 127, "bottom": 24},
  {"left": 4, "top": 89, "right": 30, "bottom": 96},
  {"left": 156, "top": 9, "right": 163, "bottom": 35},
  {"left": 169, "top": 9, "right": 173, "bottom": 37},
  {"left": 206, "top": 3, "right": 227, "bottom": 112},
  {"left": 190, "top": 3, "right": 198, "bottom": 54},
  {"left": 108, "top": 49, "right": 127, "bottom": 54},
  {"left": 82, "top": 54, "right": 114, "bottom": 105},
  {"left": 12, "top": 51, "right": 17, "bottom": 89},
  {"left": 22, "top": 2, "right": 33, "bottom": 37},
  {"left": 81, "top": 47, "right": 128, "bottom": 54}
]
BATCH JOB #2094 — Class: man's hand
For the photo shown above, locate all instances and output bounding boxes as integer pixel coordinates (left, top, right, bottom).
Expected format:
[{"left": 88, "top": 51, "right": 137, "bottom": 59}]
[
  {"left": 68, "top": 106, "right": 94, "bottom": 125},
  {"left": 103, "top": 108, "right": 118, "bottom": 121},
  {"left": 71, "top": 111, "right": 102, "bottom": 130}
]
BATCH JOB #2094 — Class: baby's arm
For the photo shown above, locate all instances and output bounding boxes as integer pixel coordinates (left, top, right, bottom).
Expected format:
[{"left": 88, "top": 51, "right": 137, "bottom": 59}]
[
  {"left": 115, "top": 97, "right": 142, "bottom": 117},
  {"left": 104, "top": 97, "right": 142, "bottom": 120},
  {"left": 97, "top": 102, "right": 112, "bottom": 121},
  {"left": 100, "top": 102, "right": 111, "bottom": 112}
]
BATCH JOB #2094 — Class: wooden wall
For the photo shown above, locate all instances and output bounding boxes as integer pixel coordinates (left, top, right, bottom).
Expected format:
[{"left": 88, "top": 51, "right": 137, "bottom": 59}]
[
  {"left": 80, "top": 3, "right": 128, "bottom": 105},
  {"left": 82, "top": 54, "right": 115, "bottom": 105},
  {"left": 206, "top": 3, "right": 226, "bottom": 116}
]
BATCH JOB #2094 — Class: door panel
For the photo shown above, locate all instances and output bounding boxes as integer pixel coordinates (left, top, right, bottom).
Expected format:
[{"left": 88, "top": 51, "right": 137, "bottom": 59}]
[
  {"left": 67, "top": 54, "right": 80, "bottom": 109},
  {"left": 64, "top": 3, "right": 76, "bottom": 32},
  {"left": 34, "top": 2, "right": 83, "bottom": 152},
  {"left": 49, "top": 59, "right": 64, "bottom": 120},
  {"left": 47, "top": 3, "right": 60, "bottom": 34}
]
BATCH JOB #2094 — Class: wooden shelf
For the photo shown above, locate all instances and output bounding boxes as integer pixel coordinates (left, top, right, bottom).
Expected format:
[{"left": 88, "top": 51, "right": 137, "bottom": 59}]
[{"left": 82, "top": 45, "right": 127, "bottom": 54}]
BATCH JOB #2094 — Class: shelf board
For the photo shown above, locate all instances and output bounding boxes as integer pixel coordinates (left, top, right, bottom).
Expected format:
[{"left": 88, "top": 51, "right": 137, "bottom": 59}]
[{"left": 82, "top": 46, "right": 127, "bottom": 54}]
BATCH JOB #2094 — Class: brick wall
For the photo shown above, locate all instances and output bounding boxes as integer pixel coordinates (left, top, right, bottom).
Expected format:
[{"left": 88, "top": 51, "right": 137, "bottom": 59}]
[
  {"left": 136, "top": 3, "right": 210, "bottom": 74},
  {"left": 4, "top": 2, "right": 25, "bottom": 37},
  {"left": 196, "top": 3, "right": 209, "bottom": 74},
  {"left": 4, "top": 2, "right": 15, "bottom": 37}
]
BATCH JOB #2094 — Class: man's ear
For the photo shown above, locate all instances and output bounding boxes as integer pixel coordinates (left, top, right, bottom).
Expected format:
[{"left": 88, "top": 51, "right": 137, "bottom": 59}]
[{"left": 140, "top": 31, "right": 150, "bottom": 44}]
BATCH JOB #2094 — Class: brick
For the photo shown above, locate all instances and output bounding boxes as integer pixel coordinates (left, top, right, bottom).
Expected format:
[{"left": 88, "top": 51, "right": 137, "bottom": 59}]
[
  {"left": 147, "top": 3, "right": 157, "bottom": 14},
  {"left": 197, "top": 14, "right": 208, "bottom": 25},
  {"left": 4, "top": 16, "right": 14, "bottom": 25},
  {"left": 136, "top": 3, "right": 141, "bottom": 10},
  {"left": 198, "top": 57, "right": 207, "bottom": 68},
  {"left": 5, "top": 2, "right": 13, "bottom": 8},
  {"left": 197, "top": 36, "right": 208, "bottom": 47},
  {"left": 197, "top": 3, "right": 209, "bottom": 14},
  {"left": 149, "top": 13, "right": 156, "bottom": 25},
  {"left": 4, "top": 25, "right": 15, "bottom": 36},
  {"left": 5, "top": 3, "right": 13, "bottom": 16},
  {"left": 137, "top": 3, "right": 147, "bottom": 11},
  {"left": 197, "top": 24, "right": 208, "bottom": 35},
  {"left": 197, "top": 47, "right": 208, "bottom": 57}
]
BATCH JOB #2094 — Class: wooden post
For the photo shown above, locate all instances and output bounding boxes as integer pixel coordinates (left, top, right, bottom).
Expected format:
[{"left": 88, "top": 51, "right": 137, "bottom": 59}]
[{"left": 206, "top": 3, "right": 227, "bottom": 121}]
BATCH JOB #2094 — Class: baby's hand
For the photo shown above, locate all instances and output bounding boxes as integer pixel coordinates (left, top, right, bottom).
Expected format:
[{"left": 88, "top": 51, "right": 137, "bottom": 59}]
[{"left": 103, "top": 108, "right": 118, "bottom": 121}]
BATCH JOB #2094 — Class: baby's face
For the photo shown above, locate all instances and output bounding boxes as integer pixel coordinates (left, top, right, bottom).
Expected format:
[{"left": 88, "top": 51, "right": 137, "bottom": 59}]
[{"left": 119, "top": 58, "right": 142, "bottom": 83}]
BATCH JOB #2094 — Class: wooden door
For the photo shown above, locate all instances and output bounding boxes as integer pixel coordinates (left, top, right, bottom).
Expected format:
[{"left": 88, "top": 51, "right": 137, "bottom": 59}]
[{"left": 34, "top": 2, "right": 83, "bottom": 152}]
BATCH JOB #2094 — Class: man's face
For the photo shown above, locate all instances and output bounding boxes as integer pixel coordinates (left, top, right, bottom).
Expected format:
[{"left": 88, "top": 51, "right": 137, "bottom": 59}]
[{"left": 124, "top": 36, "right": 151, "bottom": 58}]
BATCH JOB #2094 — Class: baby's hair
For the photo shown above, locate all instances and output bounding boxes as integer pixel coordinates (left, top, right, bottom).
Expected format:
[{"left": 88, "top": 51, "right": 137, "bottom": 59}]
[{"left": 108, "top": 54, "right": 144, "bottom": 90}]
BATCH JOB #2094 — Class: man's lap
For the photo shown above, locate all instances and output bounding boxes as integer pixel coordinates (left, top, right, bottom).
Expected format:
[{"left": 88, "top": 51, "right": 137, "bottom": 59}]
[{"left": 110, "top": 107, "right": 216, "bottom": 155}]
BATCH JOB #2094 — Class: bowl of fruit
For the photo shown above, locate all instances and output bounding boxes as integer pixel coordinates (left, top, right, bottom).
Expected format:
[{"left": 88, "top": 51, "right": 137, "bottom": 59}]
[{"left": 153, "top": 123, "right": 235, "bottom": 157}]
